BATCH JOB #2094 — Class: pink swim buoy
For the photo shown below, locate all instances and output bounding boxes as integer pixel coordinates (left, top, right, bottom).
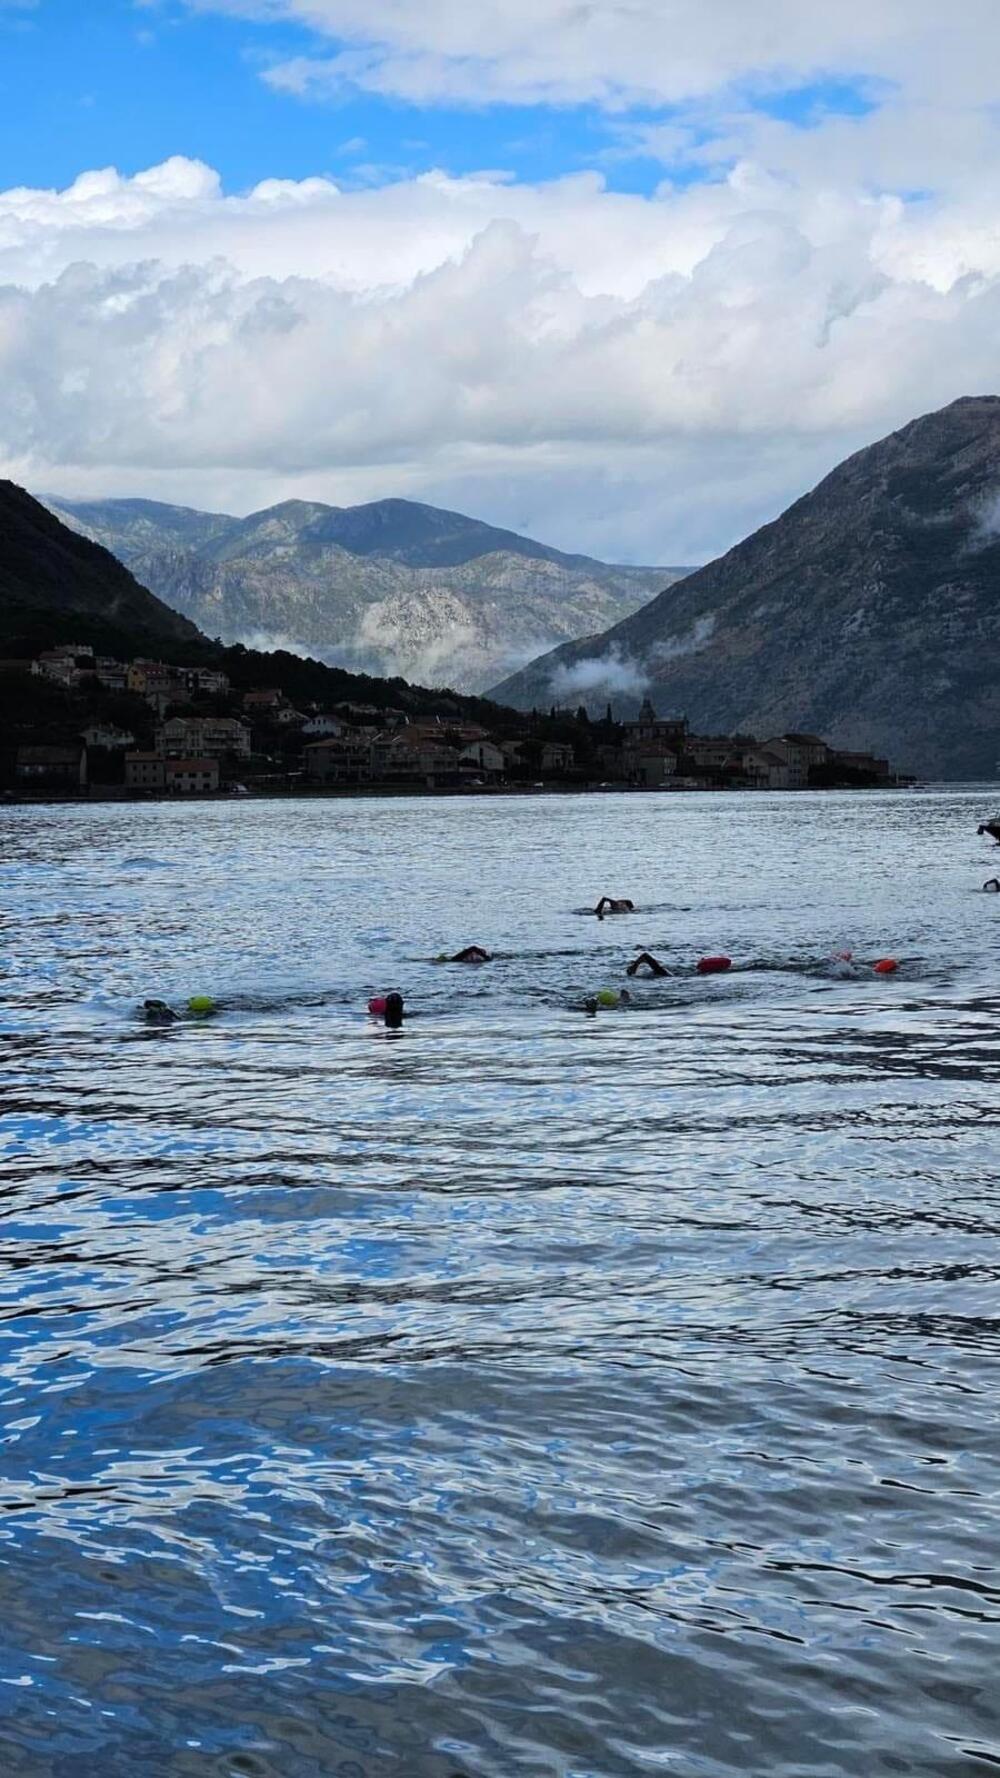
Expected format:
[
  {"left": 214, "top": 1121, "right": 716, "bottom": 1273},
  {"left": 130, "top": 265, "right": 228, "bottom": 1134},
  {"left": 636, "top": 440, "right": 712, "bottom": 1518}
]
[
  {"left": 368, "top": 996, "right": 387, "bottom": 1015},
  {"left": 697, "top": 955, "right": 732, "bottom": 975},
  {"left": 873, "top": 958, "right": 898, "bottom": 975}
]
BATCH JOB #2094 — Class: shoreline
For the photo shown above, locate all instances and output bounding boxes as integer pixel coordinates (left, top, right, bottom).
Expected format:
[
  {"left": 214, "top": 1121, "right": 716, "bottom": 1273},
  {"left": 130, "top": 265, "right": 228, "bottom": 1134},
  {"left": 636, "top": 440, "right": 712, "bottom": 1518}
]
[{"left": 2, "top": 779, "right": 919, "bottom": 807}]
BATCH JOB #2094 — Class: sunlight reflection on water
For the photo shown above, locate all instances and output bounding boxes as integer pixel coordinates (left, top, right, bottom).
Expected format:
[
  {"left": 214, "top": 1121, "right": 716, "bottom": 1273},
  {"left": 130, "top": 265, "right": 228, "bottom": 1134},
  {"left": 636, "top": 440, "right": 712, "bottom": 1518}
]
[{"left": 1, "top": 789, "right": 999, "bottom": 1777}]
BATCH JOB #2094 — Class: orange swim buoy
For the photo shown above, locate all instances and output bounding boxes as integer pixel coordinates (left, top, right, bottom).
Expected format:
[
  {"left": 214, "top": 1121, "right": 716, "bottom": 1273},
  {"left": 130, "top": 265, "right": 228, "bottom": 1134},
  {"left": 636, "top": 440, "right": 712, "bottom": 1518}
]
[
  {"left": 697, "top": 955, "right": 732, "bottom": 974},
  {"left": 873, "top": 958, "right": 898, "bottom": 975}
]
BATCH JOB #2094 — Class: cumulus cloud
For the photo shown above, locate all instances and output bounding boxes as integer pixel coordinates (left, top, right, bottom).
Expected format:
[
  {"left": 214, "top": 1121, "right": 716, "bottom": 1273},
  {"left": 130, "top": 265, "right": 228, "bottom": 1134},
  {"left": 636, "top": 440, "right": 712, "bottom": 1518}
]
[
  {"left": 550, "top": 647, "right": 649, "bottom": 701},
  {"left": 3, "top": 101, "right": 1000, "bottom": 558}
]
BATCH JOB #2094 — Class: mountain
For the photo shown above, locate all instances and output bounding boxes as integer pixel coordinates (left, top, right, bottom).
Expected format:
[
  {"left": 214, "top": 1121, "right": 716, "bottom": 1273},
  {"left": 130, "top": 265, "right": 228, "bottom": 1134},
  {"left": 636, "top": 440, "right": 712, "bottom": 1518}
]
[
  {"left": 44, "top": 494, "right": 689, "bottom": 694},
  {"left": 0, "top": 480, "right": 535, "bottom": 733},
  {"left": 0, "top": 481, "right": 200, "bottom": 647},
  {"left": 492, "top": 397, "right": 1000, "bottom": 778}
]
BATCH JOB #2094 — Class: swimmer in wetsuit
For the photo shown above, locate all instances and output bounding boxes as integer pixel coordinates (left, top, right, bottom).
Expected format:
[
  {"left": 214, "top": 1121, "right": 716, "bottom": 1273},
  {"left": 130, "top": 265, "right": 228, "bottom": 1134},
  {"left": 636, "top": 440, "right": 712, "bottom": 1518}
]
[
  {"left": 984, "top": 878, "right": 1000, "bottom": 892},
  {"left": 978, "top": 822, "right": 1000, "bottom": 845},
  {"left": 447, "top": 945, "right": 493, "bottom": 963},
  {"left": 626, "top": 951, "right": 670, "bottom": 977},
  {"left": 594, "top": 897, "right": 635, "bottom": 920},
  {"left": 142, "top": 998, "right": 177, "bottom": 1025},
  {"left": 384, "top": 991, "right": 405, "bottom": 1027}
]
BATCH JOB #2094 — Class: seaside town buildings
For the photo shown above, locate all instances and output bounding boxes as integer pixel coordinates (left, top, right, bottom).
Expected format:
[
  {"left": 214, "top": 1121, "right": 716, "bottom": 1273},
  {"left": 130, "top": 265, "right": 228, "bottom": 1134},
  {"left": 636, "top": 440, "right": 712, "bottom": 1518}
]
[{"left": 3, "top": 646, "right": 905, "bottom": 797}]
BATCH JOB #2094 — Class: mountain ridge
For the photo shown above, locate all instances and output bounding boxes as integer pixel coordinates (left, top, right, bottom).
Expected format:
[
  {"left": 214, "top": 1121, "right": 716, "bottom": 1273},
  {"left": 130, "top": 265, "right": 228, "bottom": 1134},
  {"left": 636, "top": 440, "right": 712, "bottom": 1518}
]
[
  {"left": 45, "top": 493, "right": 691, "bottom": 693},
  {"left": 491, "top": 396, "right": 1000, "bottom": 778},
  {"left": 0, "top": 480, "right": 201, "bottom": 647}
]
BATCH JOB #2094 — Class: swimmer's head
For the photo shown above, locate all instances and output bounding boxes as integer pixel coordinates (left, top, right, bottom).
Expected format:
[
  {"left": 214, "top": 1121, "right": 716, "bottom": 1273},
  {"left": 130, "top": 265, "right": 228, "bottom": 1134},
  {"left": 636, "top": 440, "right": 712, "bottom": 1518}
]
[
  {"left": 384, "top": 991, "right": 405, "bottom": 1028},
  {"left": 143, "top": 998, "right": 176, "bottom": 1024}
]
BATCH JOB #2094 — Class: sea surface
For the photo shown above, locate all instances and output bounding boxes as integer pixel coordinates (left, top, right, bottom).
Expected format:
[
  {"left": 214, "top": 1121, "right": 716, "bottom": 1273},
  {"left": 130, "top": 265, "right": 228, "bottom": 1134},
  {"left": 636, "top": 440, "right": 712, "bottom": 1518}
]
[{"left": 1, "top": 788, "right": 999, "bottom": 1777}]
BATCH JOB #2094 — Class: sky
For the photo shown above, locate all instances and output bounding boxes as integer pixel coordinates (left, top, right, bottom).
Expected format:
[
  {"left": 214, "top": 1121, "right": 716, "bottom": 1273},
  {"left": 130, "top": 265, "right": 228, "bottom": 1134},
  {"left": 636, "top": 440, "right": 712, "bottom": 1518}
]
[{"left": 1, "top": 0, "right": 1000, "bottom": 562}]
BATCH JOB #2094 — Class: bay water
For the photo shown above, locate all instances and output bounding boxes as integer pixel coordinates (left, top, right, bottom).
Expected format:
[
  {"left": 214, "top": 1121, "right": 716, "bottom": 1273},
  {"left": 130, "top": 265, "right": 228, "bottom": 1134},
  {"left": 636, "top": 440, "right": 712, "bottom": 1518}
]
[{"left": 1, "top": 789, "right": 999, "bottom": 1776}]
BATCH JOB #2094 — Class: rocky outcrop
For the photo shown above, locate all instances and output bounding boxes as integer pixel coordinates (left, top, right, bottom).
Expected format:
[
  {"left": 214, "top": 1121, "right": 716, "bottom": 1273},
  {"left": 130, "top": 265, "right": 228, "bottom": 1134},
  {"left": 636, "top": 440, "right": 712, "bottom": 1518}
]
[{"left": 492, "top": 397, "right": 1000, "bottom": 778}]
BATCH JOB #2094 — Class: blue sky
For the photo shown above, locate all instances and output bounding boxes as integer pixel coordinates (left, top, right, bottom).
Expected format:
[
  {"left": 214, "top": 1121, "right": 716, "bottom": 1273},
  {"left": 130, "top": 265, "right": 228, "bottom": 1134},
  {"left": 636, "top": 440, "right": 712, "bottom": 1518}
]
[{"left": 0, "top": 0, "right": 879, "bottom": 199}]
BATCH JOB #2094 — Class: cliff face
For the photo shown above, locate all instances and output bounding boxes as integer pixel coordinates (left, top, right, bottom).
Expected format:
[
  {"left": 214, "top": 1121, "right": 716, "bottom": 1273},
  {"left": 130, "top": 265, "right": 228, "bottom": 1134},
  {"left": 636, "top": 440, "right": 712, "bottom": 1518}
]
[
  {"left": 0, "top": 482, "right": 201, "bottom": 646},
  {"left": 47, "top": 494, "right": 689, "bottom": 694},
  {"left": 492, "top": 397, "right": 1000, "bottom": 778}
]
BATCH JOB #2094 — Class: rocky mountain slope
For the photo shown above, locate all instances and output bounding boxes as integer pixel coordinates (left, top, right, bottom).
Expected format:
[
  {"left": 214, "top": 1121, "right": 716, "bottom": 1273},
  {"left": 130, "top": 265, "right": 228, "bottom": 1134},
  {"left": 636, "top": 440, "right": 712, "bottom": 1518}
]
[
  {"left": 46, "top": 494, "right": 688, "bottom": 694},
  {"left": 492, "top": 397, "right": 1000, "bottom": 778},
  {"left": 0, "top": 481, "right": 200, "bottom": 647}
]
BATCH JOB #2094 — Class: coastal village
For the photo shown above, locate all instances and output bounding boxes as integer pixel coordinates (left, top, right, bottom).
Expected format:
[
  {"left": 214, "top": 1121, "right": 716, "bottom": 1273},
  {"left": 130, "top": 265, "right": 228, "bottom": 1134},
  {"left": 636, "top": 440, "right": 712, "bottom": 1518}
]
[{"left": 2, "top": 642, "right": 909, "bottom": 796}]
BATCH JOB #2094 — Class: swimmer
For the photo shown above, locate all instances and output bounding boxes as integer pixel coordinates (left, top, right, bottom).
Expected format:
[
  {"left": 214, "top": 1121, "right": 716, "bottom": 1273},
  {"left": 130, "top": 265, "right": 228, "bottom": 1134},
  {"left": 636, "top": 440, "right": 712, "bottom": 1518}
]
[
  {"left": 584, "top": 987, "right": 631, "bottom": 1012},
  {"left": 384, "top": 991, "right": 405, "bottom": 1028},
  {"left": 626, "top": 951, "right": 670, "bottom": 978},
  {"left": 142, "top": 998, "right": 177, "bottom": 1025},
  {"left": 978, "top": 821, "right": 1000, "bottom": 845},
  {"left": 447, "top": 945, "right": 493, "bottom": 963},
  {"left": 594, "top": 897, "right": 635, "bottom": 920},
  {"left": 984, "top": 878, "right": 1000, "bottom": 892}
]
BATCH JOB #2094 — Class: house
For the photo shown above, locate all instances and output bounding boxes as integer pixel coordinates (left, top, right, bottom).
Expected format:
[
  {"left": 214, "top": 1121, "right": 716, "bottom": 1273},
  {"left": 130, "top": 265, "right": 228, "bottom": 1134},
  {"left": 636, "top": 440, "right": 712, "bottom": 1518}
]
[
  {"left": 721, "top": 744, "right": 780, "bottom": 789},
  {"left": 626, "top": 745, "right": 678, "bottom": 787},
  {"left": 165, "top": 758, "right": 219, "bottom": 795},
  {"left": 15, "top": 744, "right": 87, "bottom": 787},
  {"left": 304, "top": 736, "right": 372, "bottom": 785},
  {"left": 93, "top": 657, "right": 127, "bottom": 692},
  {"left": 625, "top": 699, "right": 689, "bottom": 749},
  {"left": 190, "top": 667, "right": 229, "bottom": 696},
  {"left": 763, "top": 734, "right": 830, "bottom": 788},
  {"left": 35, "top": 648, "right": 87, "bottom": 686},
  {"left": 382, "top": 728, "right": 463, "bottom": 782},
  {"left": 460, "top": 740, "right": 505, "bottom": 777},
  {"left": 128, "top": 659, "right": 183, "bottom": 696},
  {"left": 541, "top": 741, "right": 575, "bottom": 773},
  {"left": 243, "top": 688, "right": 285, "bottom": 712},
  {"left": 369, "top": 733, "right": 422, "bottom": 779},
  {"left": 157, "top": 716, "right": 251, "bottom": 759},
  {"left": 301, "top": 714, "right": 345, "bottom": 738},
  {"left": 829, "top": 750, "right": 891, "bottom": 784},
  {"left": 81, "top": 724, "right": 135, "bottom": 750},
  {"left": 125, "top": 752, "right": 166, "bottom": 790},
  {"left": 685, "top": 735, "right": 737, "bottom": 775},
  {"left": 272, "top": 706, "right": 305, "bottom": 727}
]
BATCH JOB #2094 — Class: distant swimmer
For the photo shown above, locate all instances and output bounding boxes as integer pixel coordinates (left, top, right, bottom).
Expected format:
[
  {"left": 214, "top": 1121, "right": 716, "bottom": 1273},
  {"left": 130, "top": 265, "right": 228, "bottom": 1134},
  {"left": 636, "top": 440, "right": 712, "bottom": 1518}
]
[
  {"left": 978, "top": 821, "right": 1000, "bottom": 845},
  {"left": 626, "top": 951, "right": 671, "bottom": 977},
  {"left": 445, "top": 945, "right": 493, "bottom": 963},
  {"left": 984, "top": 878, "right": 1000, "bottom": 892},
  {"left": 142, "top": 998, "right": 177, "bottom": 1025},
  {"left": 584, "top": 988, "right": 631, "bottom": 1013},
  {"left": 594, "top": 897, "right": 635, "bottom": 919},
  {"left": 369, "top": 992, "right": 407, "bottom": 1025}
]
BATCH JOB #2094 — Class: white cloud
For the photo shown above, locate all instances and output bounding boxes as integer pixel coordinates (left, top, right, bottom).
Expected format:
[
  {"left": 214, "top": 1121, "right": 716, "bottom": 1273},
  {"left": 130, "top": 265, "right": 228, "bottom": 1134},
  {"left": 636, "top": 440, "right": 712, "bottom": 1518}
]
[
  {"left": 550, "top": 648, "right": 649, "bottom": 701},
  {"left": 191, "top": 0, "right": 1000, "bottom": 109},
  {"left": 2, "top": 117, "right": 1000, "bottom": 559},
  {"left": 652, "top": 616, "right": 716, "bottom": 663}
]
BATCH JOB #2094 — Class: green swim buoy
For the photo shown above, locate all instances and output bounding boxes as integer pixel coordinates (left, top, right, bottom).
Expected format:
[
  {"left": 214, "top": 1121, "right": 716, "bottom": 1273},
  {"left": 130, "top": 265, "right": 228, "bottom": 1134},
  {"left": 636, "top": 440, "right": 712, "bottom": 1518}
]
[
  {"left": 187, "top": 994, "right": 216, "bottom": 1015},
  {"left": 596, "top": 988, "right": 619, "bottom": 1008}
]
